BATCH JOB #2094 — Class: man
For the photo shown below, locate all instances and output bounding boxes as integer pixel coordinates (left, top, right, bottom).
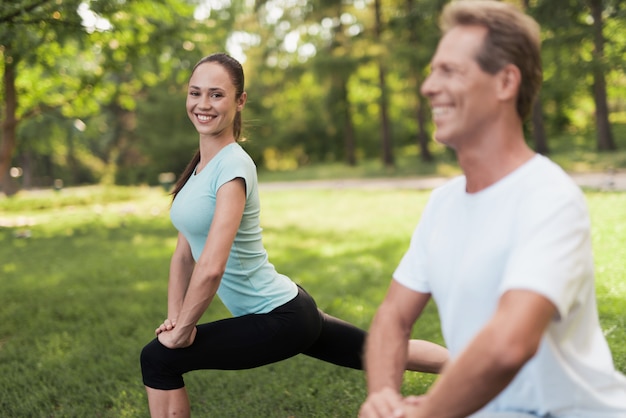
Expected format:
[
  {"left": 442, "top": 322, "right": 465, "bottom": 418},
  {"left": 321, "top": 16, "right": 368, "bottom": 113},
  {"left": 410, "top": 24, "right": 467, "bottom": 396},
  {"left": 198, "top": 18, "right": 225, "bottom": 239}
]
[{"left": 359, "top": 1, "right": 626, "bottom": 417}]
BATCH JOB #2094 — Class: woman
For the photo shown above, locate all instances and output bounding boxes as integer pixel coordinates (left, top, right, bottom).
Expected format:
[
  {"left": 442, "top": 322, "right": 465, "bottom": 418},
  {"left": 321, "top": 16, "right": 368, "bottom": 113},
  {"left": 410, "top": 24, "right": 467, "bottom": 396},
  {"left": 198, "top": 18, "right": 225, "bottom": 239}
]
[{"left": 140, "top": 52, "right": 448, "bottom": 417}]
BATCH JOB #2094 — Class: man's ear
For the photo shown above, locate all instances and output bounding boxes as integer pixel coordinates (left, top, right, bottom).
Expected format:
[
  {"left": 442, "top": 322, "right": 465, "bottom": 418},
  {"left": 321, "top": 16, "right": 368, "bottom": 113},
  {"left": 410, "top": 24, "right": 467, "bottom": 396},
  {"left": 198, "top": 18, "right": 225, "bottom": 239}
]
[{"left": 497, "top": 64, "right": 521, "bottom": 102}]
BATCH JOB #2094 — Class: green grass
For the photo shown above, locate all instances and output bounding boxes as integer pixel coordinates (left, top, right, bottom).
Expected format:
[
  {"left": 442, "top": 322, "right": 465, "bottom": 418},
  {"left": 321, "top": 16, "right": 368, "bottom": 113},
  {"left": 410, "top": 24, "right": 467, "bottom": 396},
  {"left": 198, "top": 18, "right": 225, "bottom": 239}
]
[{"left": 0, "top": 186, "right": 625, "bottom": 417}]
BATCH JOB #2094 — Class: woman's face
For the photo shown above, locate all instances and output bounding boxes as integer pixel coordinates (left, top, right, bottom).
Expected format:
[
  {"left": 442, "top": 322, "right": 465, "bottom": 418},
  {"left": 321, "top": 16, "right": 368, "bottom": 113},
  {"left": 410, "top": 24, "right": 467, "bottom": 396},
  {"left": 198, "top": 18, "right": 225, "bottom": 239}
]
[{"left": 186, "top": 62, "right": 246, "bottom": 140}]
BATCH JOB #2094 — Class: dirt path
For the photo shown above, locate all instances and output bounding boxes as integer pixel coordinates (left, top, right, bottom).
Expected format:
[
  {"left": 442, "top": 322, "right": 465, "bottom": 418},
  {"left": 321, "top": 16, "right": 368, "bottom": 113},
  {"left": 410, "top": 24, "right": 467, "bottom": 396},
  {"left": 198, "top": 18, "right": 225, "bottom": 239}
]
[{"left": 260, "top": 170, "right": 626, "bottom": 191}]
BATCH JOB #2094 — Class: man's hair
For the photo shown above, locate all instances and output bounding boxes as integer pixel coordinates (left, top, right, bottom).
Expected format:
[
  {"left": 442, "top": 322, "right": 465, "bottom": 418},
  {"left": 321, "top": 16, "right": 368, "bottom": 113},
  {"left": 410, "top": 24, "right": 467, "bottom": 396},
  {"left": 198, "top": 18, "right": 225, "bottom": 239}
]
[{"left": 440, "top": 0, "right": 542, "bottom": 120}]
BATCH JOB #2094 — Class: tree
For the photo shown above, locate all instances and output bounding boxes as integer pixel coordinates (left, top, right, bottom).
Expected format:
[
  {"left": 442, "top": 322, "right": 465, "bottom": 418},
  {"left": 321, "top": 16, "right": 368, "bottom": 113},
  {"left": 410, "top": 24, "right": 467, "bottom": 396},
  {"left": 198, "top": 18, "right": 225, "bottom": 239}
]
[
  {"left": 373, "top": 0, "right": 394, "bottom": 167},
  {"left": 1, "top": 0, "right": 215, "bottom": 191},
  {"left": 531, "top": 0, "right": 621, "bottom": 151},
  {"left": 530, "top": 94, "right": 549, "bottom": 154},
  {"left": 588, "top": 0, "right": 616, "bottom": 150},
  {"left": 0, "top": 0, "right": 84, "bottom": 194},
  {"left": 316, "top": 1, "right": 359, "bottom": 166},
  {"left": 76, "top": 0, "right": 201, "bottom": 185},
  {"left": 404, "top": 0, "right": 434, "bottom": 162},
  {"left": 522, "top": 0, "right": 549, "bottom": 154},
  {"left": 391, "top": 0, "right": 445, "bottom": 163}
]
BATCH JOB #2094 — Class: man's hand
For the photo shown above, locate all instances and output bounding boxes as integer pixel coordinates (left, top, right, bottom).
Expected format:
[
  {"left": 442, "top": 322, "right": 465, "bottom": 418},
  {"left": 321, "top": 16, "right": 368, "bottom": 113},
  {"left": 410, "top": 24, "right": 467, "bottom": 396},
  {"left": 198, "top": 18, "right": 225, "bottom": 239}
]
[
  {"left": 401, "top": 395, "right": 427, "bottom": 417},
  {"left": 359, "top": 387, "right": 407, "bottom": 418}
]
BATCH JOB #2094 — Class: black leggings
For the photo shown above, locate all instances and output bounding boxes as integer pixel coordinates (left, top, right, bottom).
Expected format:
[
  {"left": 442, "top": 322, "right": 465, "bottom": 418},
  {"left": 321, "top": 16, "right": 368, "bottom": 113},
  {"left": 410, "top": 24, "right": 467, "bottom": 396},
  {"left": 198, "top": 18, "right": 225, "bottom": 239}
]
[{"left": 140, "top": 286, "right": 366, "bottom": 390}]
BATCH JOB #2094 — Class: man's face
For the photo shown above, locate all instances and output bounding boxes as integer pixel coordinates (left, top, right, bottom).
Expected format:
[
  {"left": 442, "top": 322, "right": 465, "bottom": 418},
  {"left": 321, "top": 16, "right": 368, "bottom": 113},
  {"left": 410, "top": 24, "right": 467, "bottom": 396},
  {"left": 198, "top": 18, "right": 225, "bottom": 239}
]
[{"left": 420, "top": 25, "right": 501, "bottom": 150}]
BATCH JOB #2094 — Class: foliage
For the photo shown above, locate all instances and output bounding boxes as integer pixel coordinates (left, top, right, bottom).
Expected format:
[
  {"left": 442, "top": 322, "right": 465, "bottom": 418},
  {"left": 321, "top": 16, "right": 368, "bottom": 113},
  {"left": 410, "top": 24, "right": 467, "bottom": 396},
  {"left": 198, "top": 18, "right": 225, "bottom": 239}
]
[
  {"left": 0, "top": 185, "right": 625, "bottom": 416},
  {"left": 549, "top": 123, "right": 626, "bottom": 171},
  {"left": 2, "top": 0, "right": 626, "bottom": 191},
  {"left": 1, "top": 0, "right": 232, "bottom": 189}
]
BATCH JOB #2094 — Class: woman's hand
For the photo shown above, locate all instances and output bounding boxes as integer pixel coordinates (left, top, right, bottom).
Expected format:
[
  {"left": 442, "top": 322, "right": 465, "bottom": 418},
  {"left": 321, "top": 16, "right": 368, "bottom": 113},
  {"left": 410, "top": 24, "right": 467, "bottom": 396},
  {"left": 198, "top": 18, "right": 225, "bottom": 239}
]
[
  {"left": 155, "top": 318, "right": 176, "bottom": 335},
  {"left": 157, "top": 325, "right": 197, "bottom": 349}
]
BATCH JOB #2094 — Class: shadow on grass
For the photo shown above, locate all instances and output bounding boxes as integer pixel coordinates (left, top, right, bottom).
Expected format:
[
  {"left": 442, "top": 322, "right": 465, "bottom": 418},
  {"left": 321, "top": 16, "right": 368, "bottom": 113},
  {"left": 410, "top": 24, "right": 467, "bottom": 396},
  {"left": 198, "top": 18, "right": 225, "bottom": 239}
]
[
  {"left": 0, "top": 218, "right": 193, "bottom": 417},
  {"left": 0, "top": 216, "right": 413, "bottom": 416},
  {"left": 260, "top": 222, "right": 444, "bottom": 341},
  {"left": 0, "top": 212, "right": 443, "bottom": 417},
  {"left": 596, "top": 288, "right": 626, "bottom": 373},
  {"left": 1, "top": 188, "right": 623, "bottom": 417}
]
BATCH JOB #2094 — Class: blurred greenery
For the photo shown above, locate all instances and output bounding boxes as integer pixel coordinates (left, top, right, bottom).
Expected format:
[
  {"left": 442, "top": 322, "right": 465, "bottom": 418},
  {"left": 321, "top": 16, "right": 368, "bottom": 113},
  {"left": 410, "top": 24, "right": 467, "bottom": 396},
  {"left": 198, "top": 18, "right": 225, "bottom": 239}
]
[
  {"left": 0, "top": 185, "right": 624, "bottom": 416},
  {"left": 2, "top": 0, "right": 626, "bottom": 193}
]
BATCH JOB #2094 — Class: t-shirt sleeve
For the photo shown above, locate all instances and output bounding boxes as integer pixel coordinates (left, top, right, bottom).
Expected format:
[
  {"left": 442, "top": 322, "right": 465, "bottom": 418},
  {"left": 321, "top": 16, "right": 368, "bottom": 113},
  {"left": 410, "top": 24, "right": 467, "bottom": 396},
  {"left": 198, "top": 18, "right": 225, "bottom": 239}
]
[
  {"left": 393, "top": 197, "right": 437, "bottom": 294},
  {"left": 501, "top": 186, "right": 593, "bottom": 319},
  {"left": 214, "top": 148, "right": 257, "bottom": 199},
  {"left": 393, "top": 227, "right": 431, "bottom": 293}
]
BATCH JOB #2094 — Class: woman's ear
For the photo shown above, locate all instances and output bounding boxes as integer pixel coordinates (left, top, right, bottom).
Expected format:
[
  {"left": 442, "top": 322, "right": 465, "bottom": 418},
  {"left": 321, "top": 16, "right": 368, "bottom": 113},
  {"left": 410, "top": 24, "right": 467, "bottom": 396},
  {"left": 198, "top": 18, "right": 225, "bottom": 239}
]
[
  {"left": 237, "top": 91, "right": 248, "bottom": 111},
  {"left": 497, "top": 64, "right": 521, "bottom": 102}
]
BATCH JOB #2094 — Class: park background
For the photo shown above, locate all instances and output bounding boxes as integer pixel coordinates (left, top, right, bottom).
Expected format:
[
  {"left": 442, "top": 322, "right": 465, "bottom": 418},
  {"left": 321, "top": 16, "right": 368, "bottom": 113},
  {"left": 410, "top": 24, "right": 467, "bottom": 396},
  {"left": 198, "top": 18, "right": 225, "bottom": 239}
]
[
  {"left": 1, "top": 0, "right": 626, "bottom": 417},
  {"left": 1, "top": 0, "right": 626, "bottom": 190}
]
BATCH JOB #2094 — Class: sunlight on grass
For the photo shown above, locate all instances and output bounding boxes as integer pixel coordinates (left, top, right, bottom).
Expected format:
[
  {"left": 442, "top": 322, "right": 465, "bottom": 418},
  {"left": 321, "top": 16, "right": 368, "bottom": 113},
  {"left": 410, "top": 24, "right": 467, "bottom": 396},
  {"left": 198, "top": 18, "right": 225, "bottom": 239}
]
[{"left": 0, "top": 186, "right": 624, "bottom": 416}]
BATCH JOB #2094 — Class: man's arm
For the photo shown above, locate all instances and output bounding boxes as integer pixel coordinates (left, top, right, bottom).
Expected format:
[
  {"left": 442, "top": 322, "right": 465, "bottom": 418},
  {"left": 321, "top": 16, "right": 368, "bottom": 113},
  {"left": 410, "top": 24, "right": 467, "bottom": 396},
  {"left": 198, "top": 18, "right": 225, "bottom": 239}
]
[
  {"left": 405, "top": 289, "right": 556, "bottom": 418},
  {"left": 360, "top": 280, "right": 432, "bottom": 418}
]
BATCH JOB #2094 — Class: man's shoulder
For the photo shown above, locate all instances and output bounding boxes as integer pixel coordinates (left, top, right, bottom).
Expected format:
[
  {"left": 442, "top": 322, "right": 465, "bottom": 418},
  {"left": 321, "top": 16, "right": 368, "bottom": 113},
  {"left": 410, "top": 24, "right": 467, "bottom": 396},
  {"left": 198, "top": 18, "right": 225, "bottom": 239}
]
[
  {"left": 523, "top": 155, "right": 583, "bottom": 198},
  {"left": 431, "top": 175, "right": 466, "bottom": 197}
]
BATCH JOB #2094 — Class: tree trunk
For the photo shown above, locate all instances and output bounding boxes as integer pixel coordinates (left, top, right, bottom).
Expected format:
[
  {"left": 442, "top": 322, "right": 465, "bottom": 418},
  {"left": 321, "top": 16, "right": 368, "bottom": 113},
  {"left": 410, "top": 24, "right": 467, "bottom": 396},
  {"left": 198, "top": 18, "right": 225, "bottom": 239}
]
[
  {"left": 102, "top": 102, "right": 134, "bottom": 184},
  {"left": 374, "top": 0, "right": 394, "bottom": 167},
  {"left": 19, "top": 151, "right": 33, "bottom": 189},
  {"left": 531, "top": 97, "right": 549, "bottom": 154},
  {"left": 328, "top": 71, "right": 357, "bottom": 166},
  {"left": 0, "top": 45, "right": 19, "bottom": 195},
  {"left": 340, "top": 81, "right": 357, "bottom": 166},
  {"left": 378, "top": 65, "right": 394, "bottom": 167},
  {"left": 406, "top": 0, "right": 433, "bottom": 163},
  {"left": 589, "top": 0, "right": 616, "bottom": 151},
  {"left": 416, "top": 94, "right": 433, "bottom": 162},
  {"left": 330, "top": 14, "right": 357, "bottom": 166},
  {"left": 522, "top": 0, "right": 549, "bottom": 155},
  {"left": 67, "top": 123, "right": 81, "bottom": 184}
]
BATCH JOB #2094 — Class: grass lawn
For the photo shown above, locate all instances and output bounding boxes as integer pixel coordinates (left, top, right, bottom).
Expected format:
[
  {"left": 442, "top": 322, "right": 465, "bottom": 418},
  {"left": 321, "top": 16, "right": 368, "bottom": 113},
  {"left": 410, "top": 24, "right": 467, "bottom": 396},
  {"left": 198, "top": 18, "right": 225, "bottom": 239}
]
[{"left": 0, "top": 185, "right": 624, "bottom": 417}]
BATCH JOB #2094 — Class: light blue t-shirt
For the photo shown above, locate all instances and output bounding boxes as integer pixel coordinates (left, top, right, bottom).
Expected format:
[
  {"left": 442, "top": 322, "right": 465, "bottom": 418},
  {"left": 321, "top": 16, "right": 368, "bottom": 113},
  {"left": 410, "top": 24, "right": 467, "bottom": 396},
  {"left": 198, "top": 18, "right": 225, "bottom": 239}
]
[{"left": 170, "top": 143, "right": 297, "bottom": 316}]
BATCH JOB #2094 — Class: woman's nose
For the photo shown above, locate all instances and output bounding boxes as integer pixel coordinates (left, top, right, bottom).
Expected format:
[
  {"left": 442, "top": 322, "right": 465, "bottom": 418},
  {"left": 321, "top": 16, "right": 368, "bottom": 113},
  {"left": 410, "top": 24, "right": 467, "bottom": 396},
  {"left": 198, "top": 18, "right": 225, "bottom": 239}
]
[{"left": 199, "top": 94, "right": 212, "bottom": 109}]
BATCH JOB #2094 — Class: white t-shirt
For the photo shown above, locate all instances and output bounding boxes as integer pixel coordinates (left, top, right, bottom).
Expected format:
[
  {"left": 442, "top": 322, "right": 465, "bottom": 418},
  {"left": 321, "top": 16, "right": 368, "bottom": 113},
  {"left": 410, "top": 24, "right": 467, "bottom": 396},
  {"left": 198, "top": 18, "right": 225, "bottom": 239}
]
[{"left": 394, "top": 155, "right": 626, "bottom": 417}]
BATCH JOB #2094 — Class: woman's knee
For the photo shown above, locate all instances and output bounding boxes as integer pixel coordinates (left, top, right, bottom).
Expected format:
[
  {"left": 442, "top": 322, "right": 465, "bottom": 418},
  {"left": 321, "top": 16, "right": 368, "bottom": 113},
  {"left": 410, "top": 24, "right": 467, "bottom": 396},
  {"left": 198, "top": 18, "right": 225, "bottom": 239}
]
[
  {"left": 140, "top": 339, "right": 185, "bottom": 390},
  {"left": 140, "top": 339, "right": 161, "bottom": 381}
]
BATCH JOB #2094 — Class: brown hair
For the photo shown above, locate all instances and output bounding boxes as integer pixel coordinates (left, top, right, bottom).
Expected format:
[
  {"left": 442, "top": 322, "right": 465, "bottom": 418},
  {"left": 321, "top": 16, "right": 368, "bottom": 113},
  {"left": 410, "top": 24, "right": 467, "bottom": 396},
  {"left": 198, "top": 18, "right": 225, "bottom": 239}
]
[
  {"left": 440, "top": 0, "right": 542, "bottom": 120},
  {"left": 171, "top": 53, "right": 246, "bottom": 198}
]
